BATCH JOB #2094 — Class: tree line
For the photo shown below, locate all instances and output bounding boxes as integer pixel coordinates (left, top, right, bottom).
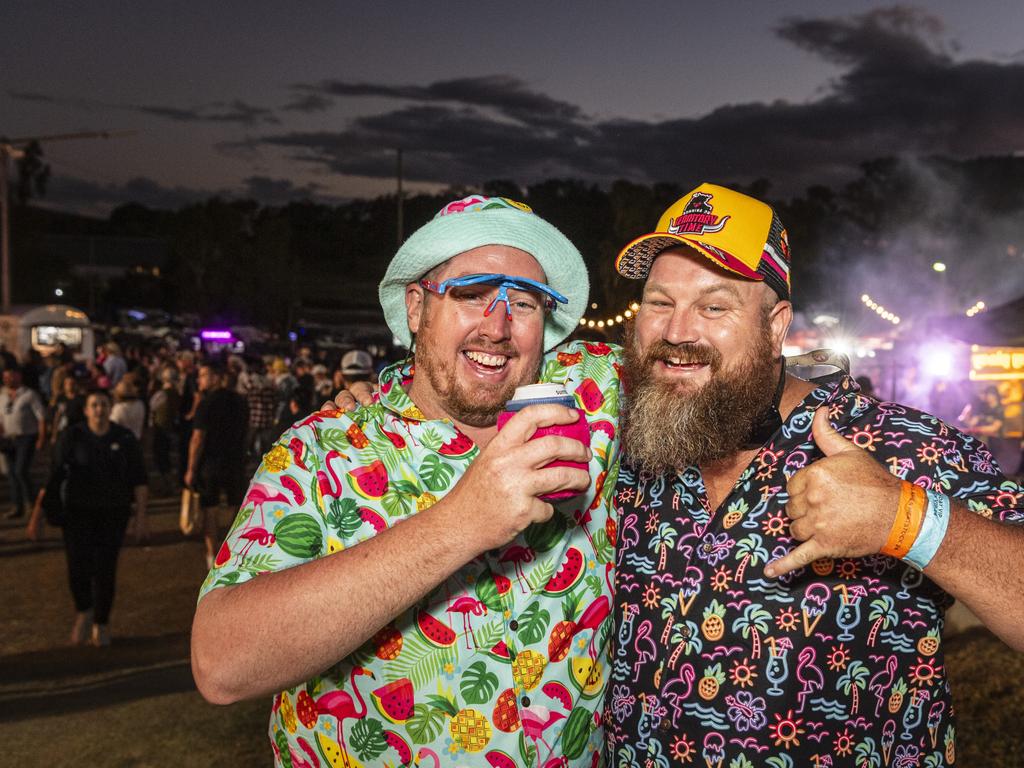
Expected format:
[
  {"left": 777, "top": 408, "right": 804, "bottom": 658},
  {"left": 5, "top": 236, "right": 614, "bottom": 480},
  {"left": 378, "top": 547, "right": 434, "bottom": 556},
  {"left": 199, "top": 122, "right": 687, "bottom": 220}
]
[{"left": 8, "top": 154, "right": 1024, "bottom": 330}]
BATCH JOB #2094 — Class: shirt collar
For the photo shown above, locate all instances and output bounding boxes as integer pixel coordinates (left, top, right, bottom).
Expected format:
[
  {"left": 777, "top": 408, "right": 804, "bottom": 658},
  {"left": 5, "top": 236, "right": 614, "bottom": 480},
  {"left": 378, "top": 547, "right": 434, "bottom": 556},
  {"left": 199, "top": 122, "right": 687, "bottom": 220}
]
[{"left": 375, "top": 360, "right": 429, "bottom": 421}]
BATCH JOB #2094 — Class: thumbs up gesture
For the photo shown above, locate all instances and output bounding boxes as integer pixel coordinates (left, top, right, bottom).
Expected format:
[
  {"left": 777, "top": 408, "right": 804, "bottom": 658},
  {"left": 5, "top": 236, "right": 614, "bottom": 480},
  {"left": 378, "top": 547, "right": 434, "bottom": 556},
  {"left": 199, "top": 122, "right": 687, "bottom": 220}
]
[{"left": 765, "top": 407, "right": 904, "bottom": 578}]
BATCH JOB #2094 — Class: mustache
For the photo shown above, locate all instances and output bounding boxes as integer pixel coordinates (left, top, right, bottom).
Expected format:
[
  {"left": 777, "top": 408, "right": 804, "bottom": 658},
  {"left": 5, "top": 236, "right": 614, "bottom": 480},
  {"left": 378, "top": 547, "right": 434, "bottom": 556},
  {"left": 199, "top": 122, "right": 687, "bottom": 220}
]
[{"left": 642, "top": 341, "right": 722, "bottom": 368}]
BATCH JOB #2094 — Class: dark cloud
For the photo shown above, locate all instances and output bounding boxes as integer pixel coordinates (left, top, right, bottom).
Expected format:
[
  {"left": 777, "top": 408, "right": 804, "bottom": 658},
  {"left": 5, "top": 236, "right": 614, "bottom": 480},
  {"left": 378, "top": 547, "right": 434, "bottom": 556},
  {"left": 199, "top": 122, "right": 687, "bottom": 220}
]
[
  {"left": 134, "top": 99, "right": 280, "bottom": 125},
  {"left": 40, "top": 173, "right": 342, "bottom": 214},
  {"left": 241, "top": 175, "right": 344, "bottom": 205},
  {"left": 44, "top": 175, "right": 214, "bottom": 214},
  {"left": 281, "top": 93, "right": 334, "bottom": 113},
  {"left": 251, "top": 7, "right": 1024, "bottom": 193},
  {"left": 9, "top": 90, "right": 279, "bottom": 126},
  {"left": 776, "top": 6, "right": 950, "bottom": 66},
  {"left": 295, "top": 74, "right": 584, "bottom": 126},
  {"left": 8, "top": 90, "right": 60, "bottom": 104},
  {"left": 256, "top": 103, "right": 596, "bottom": 184}
]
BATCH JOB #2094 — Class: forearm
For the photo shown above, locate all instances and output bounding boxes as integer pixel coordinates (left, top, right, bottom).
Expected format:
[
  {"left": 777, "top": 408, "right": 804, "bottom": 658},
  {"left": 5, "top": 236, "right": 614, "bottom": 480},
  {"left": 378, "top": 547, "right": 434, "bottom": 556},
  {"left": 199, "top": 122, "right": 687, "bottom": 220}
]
[
  {"left": 191, "top": 497, "right": 483, "bottom": 704},
  {"left": 186, "top": 431, "right": 204, "bottom": 474},
  {"left": 923, "top": 504, "right": 1024, "bottom": 651}
]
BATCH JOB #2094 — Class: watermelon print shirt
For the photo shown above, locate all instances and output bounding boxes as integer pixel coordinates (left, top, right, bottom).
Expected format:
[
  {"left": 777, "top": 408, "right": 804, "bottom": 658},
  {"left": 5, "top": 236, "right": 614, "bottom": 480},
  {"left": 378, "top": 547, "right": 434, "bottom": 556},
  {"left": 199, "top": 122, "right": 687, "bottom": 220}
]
[
  {"left": 606, "top": 374, "right": 1024, "bottom": 768},
  {"left": 198, "top": 340, "right": 622, "bottom": 768}
]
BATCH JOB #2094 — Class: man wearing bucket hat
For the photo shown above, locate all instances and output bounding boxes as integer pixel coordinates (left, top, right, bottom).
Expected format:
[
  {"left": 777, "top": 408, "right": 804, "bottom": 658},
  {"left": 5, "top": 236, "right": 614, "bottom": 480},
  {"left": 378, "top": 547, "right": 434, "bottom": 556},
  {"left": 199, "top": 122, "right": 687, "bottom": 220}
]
[
  {"left": 192, "top": 196, "right": 621, "bottom": 766},
  {"left": 607, "top": 184, "right": 1024, "bottom": 766}
]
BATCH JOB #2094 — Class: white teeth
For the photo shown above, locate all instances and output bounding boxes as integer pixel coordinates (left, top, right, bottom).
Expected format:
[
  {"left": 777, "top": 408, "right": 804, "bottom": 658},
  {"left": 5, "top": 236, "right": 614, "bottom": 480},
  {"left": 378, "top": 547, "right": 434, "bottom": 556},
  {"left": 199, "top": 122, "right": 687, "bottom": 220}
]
[{"left": 465, "top": 351, "right": 508, "bottom": 368}]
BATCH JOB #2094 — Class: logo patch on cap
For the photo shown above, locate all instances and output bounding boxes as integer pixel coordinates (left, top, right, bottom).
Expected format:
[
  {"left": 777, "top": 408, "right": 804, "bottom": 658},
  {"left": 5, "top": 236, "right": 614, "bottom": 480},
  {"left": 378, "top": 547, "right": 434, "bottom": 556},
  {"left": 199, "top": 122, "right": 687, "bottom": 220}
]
[{"left": 667, "top": 192, "right": 730, "bottom": 236}]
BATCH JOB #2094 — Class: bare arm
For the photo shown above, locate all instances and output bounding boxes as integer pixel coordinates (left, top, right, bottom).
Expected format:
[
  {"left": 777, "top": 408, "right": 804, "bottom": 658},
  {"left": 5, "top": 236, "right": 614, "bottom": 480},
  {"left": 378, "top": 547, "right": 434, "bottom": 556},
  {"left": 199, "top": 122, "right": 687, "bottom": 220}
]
[
  {"left": 769, "top": 407, "right": 1024, "bottom": 651},
  {"left": 184, "top": 429, "right": 204, "bottom": 487},
  {"left": 919, "top": 505, "right": 1024, "bottom": 650},
  {"left": 191, "top": 404, "right": 591, "bottom": 704}
]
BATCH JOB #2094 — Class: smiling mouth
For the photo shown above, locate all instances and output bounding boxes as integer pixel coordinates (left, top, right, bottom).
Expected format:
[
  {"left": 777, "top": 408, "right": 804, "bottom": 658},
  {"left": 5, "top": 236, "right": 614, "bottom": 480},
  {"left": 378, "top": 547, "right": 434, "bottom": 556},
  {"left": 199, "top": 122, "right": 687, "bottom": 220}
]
[
  {"left": 463, "top": 350, "right": 510, "bottom": 371},
  {"left": 659, "top": 357, "right": 709, "bottom": 371}
]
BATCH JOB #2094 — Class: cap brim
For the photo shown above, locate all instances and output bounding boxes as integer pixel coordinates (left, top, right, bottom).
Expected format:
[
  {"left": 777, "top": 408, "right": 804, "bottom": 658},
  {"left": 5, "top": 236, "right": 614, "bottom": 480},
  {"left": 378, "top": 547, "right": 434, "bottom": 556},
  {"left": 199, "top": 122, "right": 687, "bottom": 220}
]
[{"left": 616, "top": 233, "right": 763, "bottom": 282}]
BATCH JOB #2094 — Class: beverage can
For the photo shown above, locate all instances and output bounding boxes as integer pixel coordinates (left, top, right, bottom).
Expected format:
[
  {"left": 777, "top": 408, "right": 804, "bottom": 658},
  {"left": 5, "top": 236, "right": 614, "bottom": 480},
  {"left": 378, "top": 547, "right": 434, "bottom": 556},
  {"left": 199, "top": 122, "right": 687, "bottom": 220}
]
[
  {"left": 496, "top": 382, "right": 590, "bottom": 502},
  {"left": 502, "top": 383, "right": 577, "bottom": 412}
]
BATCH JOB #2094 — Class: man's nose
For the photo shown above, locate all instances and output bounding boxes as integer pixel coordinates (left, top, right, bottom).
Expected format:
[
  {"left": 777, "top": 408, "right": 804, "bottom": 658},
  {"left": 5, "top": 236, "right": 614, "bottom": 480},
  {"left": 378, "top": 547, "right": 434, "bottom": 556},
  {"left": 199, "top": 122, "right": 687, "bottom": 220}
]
[
  {"left": 662, "top": 307, "right": 700, "bottom": 346},
  {"left": 478, "top": 300, "right": 513, "bottom": 341}
]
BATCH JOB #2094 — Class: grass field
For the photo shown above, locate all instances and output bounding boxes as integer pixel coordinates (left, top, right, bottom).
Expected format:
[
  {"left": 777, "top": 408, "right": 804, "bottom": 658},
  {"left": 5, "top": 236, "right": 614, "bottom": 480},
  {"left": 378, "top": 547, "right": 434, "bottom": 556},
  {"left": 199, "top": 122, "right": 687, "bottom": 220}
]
[{"left": 1, "top": 490, "right": 1022, "bottom": 767}]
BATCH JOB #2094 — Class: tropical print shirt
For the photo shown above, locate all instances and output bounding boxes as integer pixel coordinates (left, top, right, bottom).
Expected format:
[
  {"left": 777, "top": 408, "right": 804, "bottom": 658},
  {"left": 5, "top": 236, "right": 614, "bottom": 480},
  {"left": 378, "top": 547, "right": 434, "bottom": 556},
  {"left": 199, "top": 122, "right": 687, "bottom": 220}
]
[
  {"left": 199, "top": 340, "right": 622, "bottom": 768},
  {"left": 606, "top": 374, "right": 1024, "bottom": 768}
]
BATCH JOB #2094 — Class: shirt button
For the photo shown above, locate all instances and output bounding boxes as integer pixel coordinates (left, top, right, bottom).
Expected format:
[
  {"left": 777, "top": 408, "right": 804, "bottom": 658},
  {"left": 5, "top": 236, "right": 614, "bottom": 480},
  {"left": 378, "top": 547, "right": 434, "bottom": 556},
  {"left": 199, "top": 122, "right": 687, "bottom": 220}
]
[
  {"left": 702, "top": 543, "right": 713, "bottom": 554},
  {"left": 658, "top": 719, "right": 671, "bottom": 733},
  {"left": 521, "top": 696, "right": 531, "bottom": 707},
  {"left": 508, "top": 620, "right": 519, "bottom": 631},
  {"left": 680, "top": 627, "right": 691, "bottom": 640}
]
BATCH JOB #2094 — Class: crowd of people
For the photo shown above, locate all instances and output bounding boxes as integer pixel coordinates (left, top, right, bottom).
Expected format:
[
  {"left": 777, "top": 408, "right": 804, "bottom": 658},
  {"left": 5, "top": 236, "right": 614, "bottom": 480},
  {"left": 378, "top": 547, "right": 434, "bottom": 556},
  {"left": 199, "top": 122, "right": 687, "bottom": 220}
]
[{"left": 3, "top": 339, "right": 380, "bottom": 646}]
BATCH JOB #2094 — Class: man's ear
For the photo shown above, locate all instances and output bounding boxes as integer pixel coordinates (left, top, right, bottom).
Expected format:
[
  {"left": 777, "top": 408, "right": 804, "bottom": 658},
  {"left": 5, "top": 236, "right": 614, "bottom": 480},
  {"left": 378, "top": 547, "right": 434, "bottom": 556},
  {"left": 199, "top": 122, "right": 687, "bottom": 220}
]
[
  {"left": 406, "top": 282, "right": 425, "bottom": 336},
  {"left": 768, "top": 298, "right": 793, "bottom": 358}
]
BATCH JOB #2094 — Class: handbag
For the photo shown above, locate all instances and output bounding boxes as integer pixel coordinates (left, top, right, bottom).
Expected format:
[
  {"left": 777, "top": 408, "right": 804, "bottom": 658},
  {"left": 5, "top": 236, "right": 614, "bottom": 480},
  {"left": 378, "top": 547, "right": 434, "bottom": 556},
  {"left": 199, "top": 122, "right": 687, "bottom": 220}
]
[{"left": 179, "top": 487, "right": 202, "bottom": 536}]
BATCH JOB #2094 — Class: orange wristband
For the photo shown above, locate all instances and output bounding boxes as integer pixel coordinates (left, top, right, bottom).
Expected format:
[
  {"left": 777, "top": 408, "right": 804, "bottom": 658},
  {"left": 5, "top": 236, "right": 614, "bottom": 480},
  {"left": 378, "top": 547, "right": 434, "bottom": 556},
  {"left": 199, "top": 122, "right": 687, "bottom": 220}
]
[{"left": 880, "top": 481, "right": 927, "bottom": 559}]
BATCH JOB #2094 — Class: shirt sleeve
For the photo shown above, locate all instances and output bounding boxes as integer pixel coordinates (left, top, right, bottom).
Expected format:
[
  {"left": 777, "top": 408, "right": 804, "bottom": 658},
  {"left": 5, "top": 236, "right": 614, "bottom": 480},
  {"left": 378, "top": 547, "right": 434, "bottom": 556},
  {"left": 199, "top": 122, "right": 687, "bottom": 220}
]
[
  {"left": 29, "top": 392, "right": 46, "bottom": 423},
  {"left": 851, "top": 397, "right": 1024, "bottom": 526},
  {"left": 192, "top": 397, "right": 210, "bottom": 432},
  {"left": 942, "top": 426, "right": 1024, "bottom": 525},
  {"left": 198, "top": 423, "right": 328, "bottom": 599}
]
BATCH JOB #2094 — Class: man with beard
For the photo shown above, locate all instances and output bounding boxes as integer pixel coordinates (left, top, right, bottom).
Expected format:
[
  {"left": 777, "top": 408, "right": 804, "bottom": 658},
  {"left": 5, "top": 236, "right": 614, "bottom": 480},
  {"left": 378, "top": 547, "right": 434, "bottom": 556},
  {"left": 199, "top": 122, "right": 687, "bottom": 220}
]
[
  {"left": 191, "top": 196, "right": 621, "bottom": 767},
  {"left": 606, "top": 184, "right": 1024, "bottom": 767}
]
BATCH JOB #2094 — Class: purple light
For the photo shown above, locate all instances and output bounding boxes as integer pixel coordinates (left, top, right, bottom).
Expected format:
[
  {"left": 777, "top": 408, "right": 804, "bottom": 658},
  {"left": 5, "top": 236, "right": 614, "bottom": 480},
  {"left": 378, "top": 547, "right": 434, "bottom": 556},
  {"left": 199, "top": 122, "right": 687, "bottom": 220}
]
[
  {"left": 201, "top": 329, "right": 233, "bottom": 341},
  {"left": 920, "top": 343, "right": 954, "bottom": 378}
]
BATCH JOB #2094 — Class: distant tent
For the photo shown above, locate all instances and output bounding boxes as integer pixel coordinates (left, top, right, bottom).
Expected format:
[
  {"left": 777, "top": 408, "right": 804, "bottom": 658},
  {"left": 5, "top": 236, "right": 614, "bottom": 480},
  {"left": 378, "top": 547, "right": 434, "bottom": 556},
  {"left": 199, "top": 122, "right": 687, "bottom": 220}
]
[{"left": 944, "top": 294, "right": 1024, "bottom": 347}]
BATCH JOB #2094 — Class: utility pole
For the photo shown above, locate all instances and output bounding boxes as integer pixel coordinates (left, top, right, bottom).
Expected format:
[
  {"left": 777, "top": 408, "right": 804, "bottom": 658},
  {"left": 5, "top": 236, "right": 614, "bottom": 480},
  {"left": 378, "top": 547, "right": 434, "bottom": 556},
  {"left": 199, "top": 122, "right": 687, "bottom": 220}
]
[
  {"left": 396, "top": 147, "right": 404, "bottom": 246},
  {"left": 0, "top": 130, "right": 134, "bottom": 314}
]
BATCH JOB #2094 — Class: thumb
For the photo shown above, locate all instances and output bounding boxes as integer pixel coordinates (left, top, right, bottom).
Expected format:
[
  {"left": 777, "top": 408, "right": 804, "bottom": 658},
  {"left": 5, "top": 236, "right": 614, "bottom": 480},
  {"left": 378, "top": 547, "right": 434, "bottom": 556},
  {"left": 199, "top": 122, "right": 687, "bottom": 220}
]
[{"left": 811, "top": 406, "right": 857, "bottom": 457}]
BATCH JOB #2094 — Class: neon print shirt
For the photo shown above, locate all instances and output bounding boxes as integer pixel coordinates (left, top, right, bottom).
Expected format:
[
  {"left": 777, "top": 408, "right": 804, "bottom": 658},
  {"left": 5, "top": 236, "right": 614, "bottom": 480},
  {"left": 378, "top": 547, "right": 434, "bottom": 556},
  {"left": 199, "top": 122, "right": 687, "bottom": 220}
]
[
  {"left": 606, "top": 374, "right": 1024, "bottom": 768},
  {"left": 199, "top": 340, "right": 622, "bottom": 768}
]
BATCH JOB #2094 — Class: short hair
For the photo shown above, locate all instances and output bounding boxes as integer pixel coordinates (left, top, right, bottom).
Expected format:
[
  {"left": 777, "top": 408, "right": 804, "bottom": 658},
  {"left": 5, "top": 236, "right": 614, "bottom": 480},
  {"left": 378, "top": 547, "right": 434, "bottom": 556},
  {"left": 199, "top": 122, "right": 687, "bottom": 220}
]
[
  {"left": 85, "top": 386, "right": 112, "bottom": 402},
  {"left": 200, "top": 360, "right": 227, "bottom": 378}
]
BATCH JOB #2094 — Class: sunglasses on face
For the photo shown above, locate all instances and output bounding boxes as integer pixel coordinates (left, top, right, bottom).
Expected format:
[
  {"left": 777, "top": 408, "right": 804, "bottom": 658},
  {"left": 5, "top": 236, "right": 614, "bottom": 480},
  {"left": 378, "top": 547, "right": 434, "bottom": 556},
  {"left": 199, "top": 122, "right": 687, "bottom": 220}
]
[{"left": 419, "top": 273, "right": 568, "bottom": 320}]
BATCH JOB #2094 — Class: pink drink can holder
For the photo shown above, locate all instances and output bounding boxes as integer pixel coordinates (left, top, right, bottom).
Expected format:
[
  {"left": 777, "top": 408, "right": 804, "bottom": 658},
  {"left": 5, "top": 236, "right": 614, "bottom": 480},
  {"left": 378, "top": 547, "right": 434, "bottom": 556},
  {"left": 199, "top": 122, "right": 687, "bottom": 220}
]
[{"left": 496, "top": 383, "right": 590, "bottom": 502}]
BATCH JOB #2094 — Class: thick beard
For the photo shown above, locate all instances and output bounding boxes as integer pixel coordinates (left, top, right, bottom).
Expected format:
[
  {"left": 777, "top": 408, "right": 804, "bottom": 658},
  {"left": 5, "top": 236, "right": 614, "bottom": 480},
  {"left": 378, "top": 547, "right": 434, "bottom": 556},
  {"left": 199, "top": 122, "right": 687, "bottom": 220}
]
[
  {"left": 414, "top": 308, "right": 540, "bottom": 428},
  {"left": 621, "top": 319, "right": 779, "bottom": 474}
]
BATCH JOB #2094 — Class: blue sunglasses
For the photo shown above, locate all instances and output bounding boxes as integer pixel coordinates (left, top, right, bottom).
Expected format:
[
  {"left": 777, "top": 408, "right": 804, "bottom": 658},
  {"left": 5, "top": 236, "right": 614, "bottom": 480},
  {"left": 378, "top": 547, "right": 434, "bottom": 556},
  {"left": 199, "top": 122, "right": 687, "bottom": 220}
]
[{"left": 419, "top": 273, "right": 568, "bottom": 319}]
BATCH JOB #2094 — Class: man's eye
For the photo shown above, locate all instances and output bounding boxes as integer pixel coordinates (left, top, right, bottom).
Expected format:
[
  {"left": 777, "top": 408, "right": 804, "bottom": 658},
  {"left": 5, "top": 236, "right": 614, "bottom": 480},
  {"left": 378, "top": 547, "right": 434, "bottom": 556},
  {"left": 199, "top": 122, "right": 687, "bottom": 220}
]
[{"left": 453, "top": 290, "right": 487, "bottom": 302}]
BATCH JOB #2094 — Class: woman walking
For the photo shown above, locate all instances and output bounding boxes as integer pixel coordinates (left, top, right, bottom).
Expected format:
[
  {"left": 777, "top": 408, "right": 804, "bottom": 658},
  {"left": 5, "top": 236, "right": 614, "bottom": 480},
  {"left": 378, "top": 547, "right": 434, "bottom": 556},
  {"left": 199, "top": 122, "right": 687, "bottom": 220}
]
[{"left": 27, "top": 389, "right": 149, "bottom": 646}]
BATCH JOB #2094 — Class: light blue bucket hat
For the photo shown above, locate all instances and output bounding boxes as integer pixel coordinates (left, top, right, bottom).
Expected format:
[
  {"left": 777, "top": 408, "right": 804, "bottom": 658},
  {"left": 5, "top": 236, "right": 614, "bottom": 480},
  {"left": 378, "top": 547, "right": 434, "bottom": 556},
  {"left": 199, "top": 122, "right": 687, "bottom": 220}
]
[{"left": 379, "top": 195, "right": 589, "bottom": 351}]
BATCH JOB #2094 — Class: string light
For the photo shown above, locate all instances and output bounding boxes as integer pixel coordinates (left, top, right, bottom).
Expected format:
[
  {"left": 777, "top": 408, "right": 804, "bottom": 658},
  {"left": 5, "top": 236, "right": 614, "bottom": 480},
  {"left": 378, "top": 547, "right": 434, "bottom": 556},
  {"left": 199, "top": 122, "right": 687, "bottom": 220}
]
[
  {"left": 579, "top": 298, "right": 641, "bottom": 330},
  {"left": 966, "top": 301, "right": 986, "bottom": 317},
  {"left": 861, "top": 294, "right": 900, "bottom": 325}
]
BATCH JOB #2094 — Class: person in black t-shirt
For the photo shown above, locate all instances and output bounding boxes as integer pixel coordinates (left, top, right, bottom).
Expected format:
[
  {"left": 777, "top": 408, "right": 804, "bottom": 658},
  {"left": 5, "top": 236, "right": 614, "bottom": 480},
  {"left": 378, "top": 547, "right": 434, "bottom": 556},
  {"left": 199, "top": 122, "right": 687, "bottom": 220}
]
[
  {"left": 28, "top": 388, "right": 149, "bottom": 646},
  {"left": 184, "top": 361, "right": 249, "bottom": 569}
]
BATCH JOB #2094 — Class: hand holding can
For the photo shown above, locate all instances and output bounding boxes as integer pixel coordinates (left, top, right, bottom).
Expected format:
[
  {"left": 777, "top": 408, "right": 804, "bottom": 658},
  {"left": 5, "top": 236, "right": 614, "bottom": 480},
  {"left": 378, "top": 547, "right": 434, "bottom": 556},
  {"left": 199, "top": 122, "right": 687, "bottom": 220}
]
[{"left": 496, "top": 383, "right": 590, "bottom": 502}]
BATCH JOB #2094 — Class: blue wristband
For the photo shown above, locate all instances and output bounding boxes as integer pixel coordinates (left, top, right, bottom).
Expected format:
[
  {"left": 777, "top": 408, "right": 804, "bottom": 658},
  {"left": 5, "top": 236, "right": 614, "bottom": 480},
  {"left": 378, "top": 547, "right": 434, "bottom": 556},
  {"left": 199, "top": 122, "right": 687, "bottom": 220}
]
[{"left": 904, "top": 489, "right": 951, "bottom": 570}]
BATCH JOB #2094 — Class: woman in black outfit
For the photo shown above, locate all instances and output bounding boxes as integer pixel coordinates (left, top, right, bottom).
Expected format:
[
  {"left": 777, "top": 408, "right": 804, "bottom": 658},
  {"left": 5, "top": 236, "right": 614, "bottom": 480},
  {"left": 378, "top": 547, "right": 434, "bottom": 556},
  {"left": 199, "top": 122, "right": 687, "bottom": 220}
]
[{"left": 28, "top": 389, "right": 149, "bottom": 646}]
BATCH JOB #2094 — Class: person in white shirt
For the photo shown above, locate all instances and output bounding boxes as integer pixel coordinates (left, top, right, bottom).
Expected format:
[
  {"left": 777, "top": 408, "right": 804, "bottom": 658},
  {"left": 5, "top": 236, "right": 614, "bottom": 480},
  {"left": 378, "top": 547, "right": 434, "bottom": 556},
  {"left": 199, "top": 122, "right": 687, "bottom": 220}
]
[
  {"left": 110, "top": 376, "right": 146, "bottom": 441},
  {"left": 0, "top": 367, "right": 47, "bottom": 519}
]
